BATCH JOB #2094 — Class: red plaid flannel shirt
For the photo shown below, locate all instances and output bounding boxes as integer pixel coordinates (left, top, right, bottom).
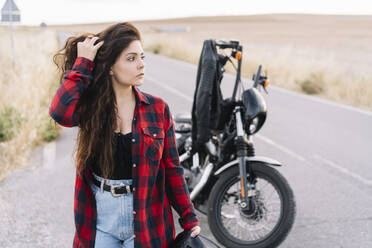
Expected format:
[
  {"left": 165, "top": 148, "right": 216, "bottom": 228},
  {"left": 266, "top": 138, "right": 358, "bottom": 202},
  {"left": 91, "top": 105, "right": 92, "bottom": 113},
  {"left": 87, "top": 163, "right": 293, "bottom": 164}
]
[{"left": 49, "top": 57, "right": 200, "bottom": 247}]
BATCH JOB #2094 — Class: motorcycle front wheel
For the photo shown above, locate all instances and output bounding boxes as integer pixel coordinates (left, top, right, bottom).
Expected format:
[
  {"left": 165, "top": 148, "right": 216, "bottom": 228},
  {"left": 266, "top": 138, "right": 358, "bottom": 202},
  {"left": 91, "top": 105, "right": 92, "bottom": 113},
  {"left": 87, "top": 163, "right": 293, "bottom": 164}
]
[{"left": 207, "top": 162, "right": 296, "bottom": 248}]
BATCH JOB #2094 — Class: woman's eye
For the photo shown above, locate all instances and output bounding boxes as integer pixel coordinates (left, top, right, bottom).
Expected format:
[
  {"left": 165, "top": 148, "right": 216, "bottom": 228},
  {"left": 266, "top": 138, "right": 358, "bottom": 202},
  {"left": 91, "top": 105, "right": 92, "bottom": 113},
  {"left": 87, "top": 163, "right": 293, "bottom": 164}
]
[{"left": 128, "top": 56, "right": 145, "bottom": 61}]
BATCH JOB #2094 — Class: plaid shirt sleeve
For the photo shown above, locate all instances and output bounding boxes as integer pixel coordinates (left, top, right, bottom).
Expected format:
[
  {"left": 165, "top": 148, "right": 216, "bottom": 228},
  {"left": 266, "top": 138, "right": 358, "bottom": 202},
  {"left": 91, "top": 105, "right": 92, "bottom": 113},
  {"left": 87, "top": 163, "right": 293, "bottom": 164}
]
[
  {"left": 162, "top": 102, "right": 200, "bottom": 230},
  {"left": 49, "top": 57, "right": 94, "bottom": 127}
]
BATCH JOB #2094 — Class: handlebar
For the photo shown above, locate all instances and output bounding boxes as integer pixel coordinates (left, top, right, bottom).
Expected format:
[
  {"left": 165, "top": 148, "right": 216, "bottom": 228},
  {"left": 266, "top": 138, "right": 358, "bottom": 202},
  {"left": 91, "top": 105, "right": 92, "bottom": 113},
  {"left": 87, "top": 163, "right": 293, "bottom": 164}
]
[
  {"left": 215, "top": 39, "right": 240, "bottom": 50},
  {"left": 213, "top": 39, "right": 269, "bottom": 95}
]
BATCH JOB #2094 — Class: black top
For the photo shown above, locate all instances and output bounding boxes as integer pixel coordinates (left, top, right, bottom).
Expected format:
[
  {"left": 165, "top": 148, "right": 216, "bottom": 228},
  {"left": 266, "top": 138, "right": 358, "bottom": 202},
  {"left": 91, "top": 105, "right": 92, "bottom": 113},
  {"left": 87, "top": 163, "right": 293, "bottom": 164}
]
[{"left": 90, "top": 132, "right": 132, "bottom": 179}]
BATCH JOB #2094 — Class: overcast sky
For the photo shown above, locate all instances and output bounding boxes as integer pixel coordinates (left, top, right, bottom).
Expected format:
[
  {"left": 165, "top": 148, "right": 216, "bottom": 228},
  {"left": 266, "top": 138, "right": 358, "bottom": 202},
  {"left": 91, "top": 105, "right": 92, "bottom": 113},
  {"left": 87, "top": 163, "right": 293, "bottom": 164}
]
[{"left": 2, "top": 0, "right": 372, "bottom": 26}]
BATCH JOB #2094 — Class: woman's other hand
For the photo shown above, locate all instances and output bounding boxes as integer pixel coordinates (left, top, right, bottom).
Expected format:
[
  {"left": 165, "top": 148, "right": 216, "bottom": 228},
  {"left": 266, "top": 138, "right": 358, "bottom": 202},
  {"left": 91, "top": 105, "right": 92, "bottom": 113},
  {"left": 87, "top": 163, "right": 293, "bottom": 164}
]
[
  {"left": 77, "top": 35, "right": 104, "bottom": 61},
  {"left": 190, "top": 225, "right": 201, "bottom": 238}
]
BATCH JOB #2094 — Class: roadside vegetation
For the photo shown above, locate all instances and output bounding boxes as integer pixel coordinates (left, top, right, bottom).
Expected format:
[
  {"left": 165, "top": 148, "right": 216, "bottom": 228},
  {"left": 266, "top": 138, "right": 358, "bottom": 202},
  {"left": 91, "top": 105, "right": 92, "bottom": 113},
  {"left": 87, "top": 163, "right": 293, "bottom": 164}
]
[{"left": 0, "top": 26, "right": 61, "bottom": 181}]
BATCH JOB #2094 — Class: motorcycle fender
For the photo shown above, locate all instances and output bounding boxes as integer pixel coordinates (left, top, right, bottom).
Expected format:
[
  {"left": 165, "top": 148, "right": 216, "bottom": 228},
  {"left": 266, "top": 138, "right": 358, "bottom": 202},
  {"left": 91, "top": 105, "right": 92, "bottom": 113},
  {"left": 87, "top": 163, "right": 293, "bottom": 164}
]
[{"left": 214, "top": 156, "right": 282, "bottom": 176}]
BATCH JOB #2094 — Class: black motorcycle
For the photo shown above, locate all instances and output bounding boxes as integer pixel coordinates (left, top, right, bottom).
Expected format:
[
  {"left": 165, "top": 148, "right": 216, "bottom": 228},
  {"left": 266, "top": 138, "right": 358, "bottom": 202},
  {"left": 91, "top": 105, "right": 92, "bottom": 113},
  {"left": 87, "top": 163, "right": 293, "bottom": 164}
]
[{"left": 174, "top": 39, "right": 296, "bottom": 248}]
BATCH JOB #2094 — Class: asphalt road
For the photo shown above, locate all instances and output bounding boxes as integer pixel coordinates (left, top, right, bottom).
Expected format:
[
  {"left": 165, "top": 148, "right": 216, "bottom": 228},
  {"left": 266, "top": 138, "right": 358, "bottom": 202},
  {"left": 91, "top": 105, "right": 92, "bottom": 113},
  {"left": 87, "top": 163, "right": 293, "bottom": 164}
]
[
  {"left": 0, "top": 31, "right": 371, "bottom": 248},
  {"left": 142, "top": 52, "right": 372, "bottom": 248}
]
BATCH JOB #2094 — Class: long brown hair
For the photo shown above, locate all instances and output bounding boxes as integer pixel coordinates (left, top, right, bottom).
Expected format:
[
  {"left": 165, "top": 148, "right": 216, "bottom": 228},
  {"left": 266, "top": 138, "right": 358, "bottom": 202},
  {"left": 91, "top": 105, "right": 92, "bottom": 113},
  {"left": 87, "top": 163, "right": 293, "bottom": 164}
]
[{"left": 53, "top": 22, "right": 142, "bottom": 179}]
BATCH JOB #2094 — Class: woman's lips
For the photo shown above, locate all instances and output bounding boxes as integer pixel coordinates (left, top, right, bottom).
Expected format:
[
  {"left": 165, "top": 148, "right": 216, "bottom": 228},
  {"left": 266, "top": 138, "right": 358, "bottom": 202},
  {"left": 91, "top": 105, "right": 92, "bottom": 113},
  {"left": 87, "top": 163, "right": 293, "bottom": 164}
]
[{"left": 137, "top": 73, "right": 144, "bottom": 77}]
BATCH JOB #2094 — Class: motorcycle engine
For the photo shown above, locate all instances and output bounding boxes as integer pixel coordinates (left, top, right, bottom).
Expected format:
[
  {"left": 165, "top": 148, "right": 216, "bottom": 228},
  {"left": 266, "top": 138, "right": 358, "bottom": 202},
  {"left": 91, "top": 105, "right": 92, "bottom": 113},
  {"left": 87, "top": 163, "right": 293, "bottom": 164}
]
[{"left": 183, "top": 166, "right": 203, "bottom": 192}]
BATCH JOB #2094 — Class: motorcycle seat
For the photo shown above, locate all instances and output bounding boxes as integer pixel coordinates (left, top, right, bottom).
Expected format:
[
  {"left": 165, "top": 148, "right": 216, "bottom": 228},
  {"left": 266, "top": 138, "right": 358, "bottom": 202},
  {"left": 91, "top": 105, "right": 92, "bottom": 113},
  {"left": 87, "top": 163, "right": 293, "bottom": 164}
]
[{"left": 175, "top": 113, "right": 192, "bottom": 124}]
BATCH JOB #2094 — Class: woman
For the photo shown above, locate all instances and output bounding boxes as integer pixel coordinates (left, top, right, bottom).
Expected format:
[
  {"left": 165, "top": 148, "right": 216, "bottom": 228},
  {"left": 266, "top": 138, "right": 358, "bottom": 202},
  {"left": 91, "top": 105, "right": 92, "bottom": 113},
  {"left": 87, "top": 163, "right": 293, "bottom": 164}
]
[{"left": 49, "top": 22, "right": 201, "bottom": 248}]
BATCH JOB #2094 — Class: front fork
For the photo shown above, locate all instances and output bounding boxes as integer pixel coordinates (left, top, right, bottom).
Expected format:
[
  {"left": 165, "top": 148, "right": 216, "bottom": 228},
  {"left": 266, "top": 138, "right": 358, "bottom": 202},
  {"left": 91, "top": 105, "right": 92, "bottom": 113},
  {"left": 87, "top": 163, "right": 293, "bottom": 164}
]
[{"left": 234, "top": 106, "right": 256, "bottom": 211}]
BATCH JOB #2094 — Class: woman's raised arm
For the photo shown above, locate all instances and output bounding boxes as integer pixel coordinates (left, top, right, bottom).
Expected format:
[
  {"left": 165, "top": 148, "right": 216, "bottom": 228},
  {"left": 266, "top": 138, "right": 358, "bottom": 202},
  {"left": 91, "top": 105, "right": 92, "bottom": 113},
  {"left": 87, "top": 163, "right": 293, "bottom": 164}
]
[
  {"left": 49, "top": 57, "right": 94, "bottom": 127},
  {"left": 49, "top": 36, "right": 103, "bottom": 127}
]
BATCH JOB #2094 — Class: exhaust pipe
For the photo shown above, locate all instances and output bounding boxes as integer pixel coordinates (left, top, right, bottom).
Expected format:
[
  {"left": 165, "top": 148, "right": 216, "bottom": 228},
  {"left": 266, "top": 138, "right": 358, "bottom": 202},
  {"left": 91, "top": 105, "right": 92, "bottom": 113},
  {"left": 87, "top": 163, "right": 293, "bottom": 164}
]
[{"left": 190, "top": 163, "right": 214, "bottom": 200}]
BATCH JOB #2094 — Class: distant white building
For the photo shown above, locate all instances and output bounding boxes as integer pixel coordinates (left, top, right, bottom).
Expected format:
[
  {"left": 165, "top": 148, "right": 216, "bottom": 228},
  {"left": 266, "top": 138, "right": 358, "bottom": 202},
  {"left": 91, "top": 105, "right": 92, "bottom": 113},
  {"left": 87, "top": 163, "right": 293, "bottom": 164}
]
[{"left": 154, "top": 26, "right": 191, "bottom": 33}]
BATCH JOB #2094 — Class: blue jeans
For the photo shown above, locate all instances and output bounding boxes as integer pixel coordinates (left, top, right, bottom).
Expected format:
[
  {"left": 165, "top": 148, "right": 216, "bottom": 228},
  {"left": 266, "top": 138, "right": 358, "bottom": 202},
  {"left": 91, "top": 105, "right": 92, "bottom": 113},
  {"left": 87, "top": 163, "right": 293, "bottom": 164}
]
[{"left": 89, "top": 172, "right": 134, "bottom": 248}]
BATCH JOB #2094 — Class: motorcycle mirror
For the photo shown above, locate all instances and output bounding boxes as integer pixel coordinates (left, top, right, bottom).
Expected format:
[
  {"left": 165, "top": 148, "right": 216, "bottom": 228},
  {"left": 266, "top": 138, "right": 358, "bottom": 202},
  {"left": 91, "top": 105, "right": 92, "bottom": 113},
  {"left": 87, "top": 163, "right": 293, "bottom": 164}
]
[
  {"left": 263, "top": 69, "right": 269, "bottom": 94},
  {"left": 253, "top": 65, "right": 262, "bottom": 88}
]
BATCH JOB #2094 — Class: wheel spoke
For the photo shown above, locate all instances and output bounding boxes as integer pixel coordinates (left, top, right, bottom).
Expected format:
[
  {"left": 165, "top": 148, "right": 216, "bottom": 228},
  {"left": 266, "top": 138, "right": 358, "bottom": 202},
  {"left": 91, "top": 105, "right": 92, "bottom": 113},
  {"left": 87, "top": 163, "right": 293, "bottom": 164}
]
[
  {"left": 257, "top": 180, "right": 270, "bottom": 191},
  {"left": 219, "top": 176, "right": 283, "bottom": 242}
]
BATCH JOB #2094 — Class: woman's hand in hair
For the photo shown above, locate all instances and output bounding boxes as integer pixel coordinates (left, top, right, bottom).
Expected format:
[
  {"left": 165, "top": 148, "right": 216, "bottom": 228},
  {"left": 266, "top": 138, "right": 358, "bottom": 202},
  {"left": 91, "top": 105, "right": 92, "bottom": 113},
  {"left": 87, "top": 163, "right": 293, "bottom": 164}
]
[{"left": 77, "top": 36, "right": 104, "bottom": 62}]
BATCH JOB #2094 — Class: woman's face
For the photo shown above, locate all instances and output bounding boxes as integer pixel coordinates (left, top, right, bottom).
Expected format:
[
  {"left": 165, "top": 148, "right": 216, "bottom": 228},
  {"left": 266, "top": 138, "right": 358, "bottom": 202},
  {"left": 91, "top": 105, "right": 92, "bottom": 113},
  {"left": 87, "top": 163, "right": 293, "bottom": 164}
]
[{"left": 110, "top": 40, "right": 145, "bottom": 87}]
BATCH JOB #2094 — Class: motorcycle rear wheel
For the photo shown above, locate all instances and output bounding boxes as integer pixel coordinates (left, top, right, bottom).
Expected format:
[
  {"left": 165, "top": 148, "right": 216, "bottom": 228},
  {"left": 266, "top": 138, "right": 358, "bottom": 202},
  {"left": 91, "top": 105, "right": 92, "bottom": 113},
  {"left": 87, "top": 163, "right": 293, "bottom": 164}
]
[{"left": 207, "top": 162, "right": 296, "bottom": 248}]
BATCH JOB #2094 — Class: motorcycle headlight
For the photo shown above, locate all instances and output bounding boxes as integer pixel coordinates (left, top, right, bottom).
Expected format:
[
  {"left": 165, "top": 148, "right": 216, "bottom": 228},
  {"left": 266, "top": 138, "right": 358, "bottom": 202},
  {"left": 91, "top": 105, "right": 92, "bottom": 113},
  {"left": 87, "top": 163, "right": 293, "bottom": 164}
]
[
  {"left": 242, "top": 88, "right": 267, "bottom": 135},
  {"left": 244, "top": 114, "right": 266, "bottom": 135},
  {"left": 249, "top": 116, "right": 259, "bottom": 133}
]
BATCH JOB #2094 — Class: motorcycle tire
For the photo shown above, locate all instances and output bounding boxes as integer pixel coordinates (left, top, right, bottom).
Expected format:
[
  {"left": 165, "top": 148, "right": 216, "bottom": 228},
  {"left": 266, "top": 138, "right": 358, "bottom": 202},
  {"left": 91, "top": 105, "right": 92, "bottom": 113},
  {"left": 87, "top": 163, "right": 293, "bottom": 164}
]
[{"left": 207, "top": 162, "right": 296, "bottom": 248}]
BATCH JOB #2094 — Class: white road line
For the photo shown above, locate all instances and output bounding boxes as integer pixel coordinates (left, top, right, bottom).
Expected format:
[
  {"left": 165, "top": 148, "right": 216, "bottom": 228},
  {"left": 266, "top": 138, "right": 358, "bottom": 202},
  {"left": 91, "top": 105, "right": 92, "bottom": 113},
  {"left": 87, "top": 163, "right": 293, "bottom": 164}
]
[
  {"left": 149, "top": 53, "right": 198, "bottom": 70},
  {"left": 255, "top": 134, "right": 306, "bottom": 162},
  {"left": 146, "top": 74, "right": 307, "bottom": 163},
  {"left": 267, "top": 85, "right": 372, "bottom": 117},
  {"left": 145, "top": 75, "right": 194, "bottom": 102},
  {"left": 313, "top": 154, "right": 372, "bottom": 187}
]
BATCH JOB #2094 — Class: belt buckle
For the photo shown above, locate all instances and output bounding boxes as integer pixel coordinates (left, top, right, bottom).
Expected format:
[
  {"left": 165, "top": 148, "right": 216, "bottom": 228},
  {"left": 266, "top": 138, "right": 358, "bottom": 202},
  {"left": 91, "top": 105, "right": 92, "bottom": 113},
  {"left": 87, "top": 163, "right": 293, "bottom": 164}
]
[{"left": 110, "top": 183, "right": 126, "bottom": 197}]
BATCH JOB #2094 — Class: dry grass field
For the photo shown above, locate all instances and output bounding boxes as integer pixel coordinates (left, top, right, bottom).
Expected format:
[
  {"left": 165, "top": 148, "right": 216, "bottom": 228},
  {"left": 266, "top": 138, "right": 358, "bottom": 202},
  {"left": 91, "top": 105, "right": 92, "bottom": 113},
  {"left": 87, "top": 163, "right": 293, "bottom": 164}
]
[
  {"left": 50, "top": 14, "right": 372, "bottom": 111},
  {"left": 0, "top": 26, "right": 61, "bottom": 181}
]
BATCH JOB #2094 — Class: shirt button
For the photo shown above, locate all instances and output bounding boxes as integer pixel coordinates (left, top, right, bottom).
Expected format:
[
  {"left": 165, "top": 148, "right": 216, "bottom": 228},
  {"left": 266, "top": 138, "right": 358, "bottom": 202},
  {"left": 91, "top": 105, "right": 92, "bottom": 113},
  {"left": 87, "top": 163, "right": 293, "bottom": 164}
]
[
  {"left": 153, "top": 133, "right": 157, "bottom": 137},
  {"left": 132, "top": 138, "right": 135, "bottom": 143},
  {"left": 133, "top": 163, "right": 136, "bottom": 167},
  {"left": 134, "top": 234, "right": 136, "bottom": 238},
  {"left": 133, "top": 187, "right": 135, "bottom": 191},
  {"left": 133, "top": 210, "right": 136, "bottom": 214}
]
